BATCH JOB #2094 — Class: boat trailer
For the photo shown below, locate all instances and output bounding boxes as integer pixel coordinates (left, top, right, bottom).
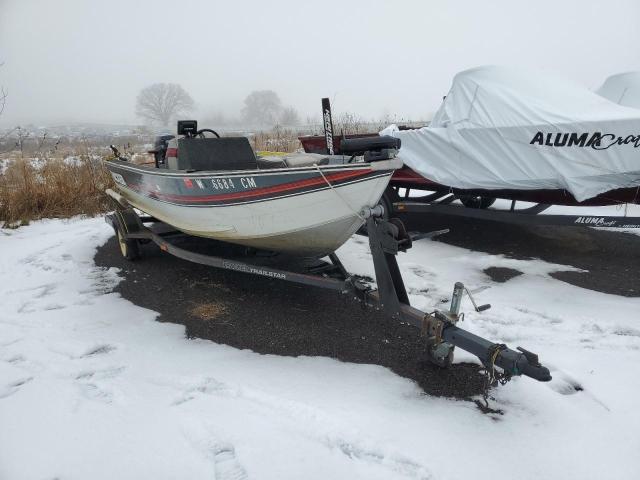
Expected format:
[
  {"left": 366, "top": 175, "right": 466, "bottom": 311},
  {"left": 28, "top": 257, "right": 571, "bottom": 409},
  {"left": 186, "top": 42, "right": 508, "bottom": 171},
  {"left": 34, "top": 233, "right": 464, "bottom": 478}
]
[
  {"left": 105, "top": 191, "right": 552, "bottom": 387},
  {"left": 391, "top": 190, "right": 640, "bottom": 229}
]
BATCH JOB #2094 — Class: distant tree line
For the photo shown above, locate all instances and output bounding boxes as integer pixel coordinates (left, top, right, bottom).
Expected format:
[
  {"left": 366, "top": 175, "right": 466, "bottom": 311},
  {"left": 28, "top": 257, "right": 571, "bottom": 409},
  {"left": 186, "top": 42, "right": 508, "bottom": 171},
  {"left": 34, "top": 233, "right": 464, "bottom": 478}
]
[
  {"left": 240, "top": 90, "right": 300, "bottom": 127},
  {"left": 135, "top": 83, "right": 300, "bottom": 129}
]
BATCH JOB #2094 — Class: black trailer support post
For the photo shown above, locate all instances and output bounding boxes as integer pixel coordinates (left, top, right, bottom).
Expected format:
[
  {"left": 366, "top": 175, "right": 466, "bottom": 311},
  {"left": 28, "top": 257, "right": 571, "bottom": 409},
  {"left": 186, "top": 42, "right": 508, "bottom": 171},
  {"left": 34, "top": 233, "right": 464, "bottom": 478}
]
[
  {"left": 394, "top": 199, "right": 640, "bottom": 229},
  {"left": 105, "top": 204, "right": 552, "bottom": 386}
]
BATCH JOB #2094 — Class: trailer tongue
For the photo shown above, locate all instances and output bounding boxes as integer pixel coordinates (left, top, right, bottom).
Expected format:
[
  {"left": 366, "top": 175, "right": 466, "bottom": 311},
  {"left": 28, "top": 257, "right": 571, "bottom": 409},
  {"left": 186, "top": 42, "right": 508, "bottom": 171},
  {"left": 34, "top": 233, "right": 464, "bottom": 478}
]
[{"left": 361, "top": 205, "right": 551, "bottom": 382}]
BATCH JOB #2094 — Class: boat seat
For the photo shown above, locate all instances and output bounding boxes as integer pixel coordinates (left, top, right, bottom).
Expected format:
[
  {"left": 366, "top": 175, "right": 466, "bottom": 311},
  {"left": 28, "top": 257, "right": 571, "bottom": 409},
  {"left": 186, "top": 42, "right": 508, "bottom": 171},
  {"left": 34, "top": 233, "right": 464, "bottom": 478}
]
[
  {"left": 256, "top": 153, "right": 331, "bottom": 169},
  {"left": 257, "top": 155, "right": 287, "bottom": 169},
  {"left": 283, "top": 153, "right": 330, "bottom": 168},
  {"left": 177, "top": 137, "right": 258, "bottom": 171}
]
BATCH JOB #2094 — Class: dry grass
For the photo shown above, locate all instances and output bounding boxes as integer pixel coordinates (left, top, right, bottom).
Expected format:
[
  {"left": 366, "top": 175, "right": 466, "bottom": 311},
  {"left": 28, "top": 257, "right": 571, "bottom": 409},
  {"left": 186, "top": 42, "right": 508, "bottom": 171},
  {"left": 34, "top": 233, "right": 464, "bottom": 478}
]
[
  {"left": 250, "top": 127, "right": 302, "bottom": 153},
  {"left": 190, "top": 302, "right": 228, "bottom": 321},
  {"left": 247, "top": 117, "right": 426, "bottom": 154},
  {"left": 0, "top": 154, "right": 114, "bottom": 227}
]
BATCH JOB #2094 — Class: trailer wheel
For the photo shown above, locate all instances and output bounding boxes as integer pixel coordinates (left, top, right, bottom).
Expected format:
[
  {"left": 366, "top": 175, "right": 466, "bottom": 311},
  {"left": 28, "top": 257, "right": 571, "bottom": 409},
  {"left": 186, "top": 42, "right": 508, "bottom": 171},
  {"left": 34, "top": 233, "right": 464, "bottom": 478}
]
[
  {"left": 460, "top": 195, "right": 496, "bottom": 209},
  {"left": 116, "top": 228, "right": 140, "bottom": 261},
  {"left": 380, "top": 187, "right": 401, "bottom": 219}
]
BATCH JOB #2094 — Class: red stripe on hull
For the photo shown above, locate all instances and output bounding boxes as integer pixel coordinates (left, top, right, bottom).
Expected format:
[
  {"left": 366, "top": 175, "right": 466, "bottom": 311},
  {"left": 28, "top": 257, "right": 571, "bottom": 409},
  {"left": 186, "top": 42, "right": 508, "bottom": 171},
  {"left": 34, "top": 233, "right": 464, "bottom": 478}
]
[{"left": 140, "top": 169, "right": 373, "bottom": 203}]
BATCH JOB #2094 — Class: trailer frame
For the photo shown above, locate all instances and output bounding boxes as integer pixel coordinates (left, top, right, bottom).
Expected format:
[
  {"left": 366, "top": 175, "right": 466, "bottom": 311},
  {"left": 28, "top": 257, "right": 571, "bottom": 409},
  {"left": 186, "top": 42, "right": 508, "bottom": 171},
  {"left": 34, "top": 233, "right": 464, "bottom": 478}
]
[
  {"left": 391, "top": 187, "right": 640, "bottom": 229},
  {"left": 105, "top": 194, "right": 552, "bottom": 385}
]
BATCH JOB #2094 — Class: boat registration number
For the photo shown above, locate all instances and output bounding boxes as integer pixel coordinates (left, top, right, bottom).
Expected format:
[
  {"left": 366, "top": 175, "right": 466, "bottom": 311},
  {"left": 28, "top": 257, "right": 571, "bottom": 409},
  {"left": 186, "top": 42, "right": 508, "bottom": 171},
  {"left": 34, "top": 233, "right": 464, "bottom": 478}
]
[{"left": 210, "top": 177, "right": 257, "bottom": 190}]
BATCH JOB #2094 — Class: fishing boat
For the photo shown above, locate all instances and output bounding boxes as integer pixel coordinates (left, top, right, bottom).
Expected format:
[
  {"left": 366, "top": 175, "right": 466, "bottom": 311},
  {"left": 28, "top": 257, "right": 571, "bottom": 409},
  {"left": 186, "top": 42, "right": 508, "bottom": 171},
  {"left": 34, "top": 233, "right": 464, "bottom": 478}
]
[{"left": 105, "top": 121, "right": 402, "bottom": 257}]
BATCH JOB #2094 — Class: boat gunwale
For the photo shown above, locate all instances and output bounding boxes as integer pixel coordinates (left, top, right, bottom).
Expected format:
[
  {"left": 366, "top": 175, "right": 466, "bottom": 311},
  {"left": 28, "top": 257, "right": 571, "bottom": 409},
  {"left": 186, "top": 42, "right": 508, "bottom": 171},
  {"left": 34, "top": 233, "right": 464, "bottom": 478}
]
[
  {"left": 104, "top": 158, "right": 401, "bottom": 178},
  {"left": 111, "top": 170, "right": 394, "bottom": 209}
]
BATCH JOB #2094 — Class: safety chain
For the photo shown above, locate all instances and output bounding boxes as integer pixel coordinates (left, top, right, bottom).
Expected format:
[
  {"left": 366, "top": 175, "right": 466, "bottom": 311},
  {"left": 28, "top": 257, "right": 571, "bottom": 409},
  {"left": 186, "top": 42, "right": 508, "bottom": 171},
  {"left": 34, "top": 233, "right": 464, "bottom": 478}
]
[{"left": 481, "top": 343, "right": 512, "bottom": 407}]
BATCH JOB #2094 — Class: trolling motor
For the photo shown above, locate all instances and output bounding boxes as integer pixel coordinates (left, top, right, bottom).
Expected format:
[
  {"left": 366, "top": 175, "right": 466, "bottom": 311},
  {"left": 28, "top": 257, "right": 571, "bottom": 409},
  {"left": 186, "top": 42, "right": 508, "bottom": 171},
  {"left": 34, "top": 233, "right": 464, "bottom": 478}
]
[
  {"left": 109, "top": 145, "right": 127, "bottom": 161},
  {"left": 362, "top": 205, "right": 552, "bottom": 383}
]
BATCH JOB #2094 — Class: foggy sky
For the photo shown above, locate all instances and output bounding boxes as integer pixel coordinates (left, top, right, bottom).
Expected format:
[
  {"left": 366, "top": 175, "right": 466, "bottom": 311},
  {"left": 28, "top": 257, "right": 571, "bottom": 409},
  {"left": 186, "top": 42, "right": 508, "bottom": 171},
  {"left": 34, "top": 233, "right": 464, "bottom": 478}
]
[{"left": 1, "top": 0, "right": 639, "bottom": 127}]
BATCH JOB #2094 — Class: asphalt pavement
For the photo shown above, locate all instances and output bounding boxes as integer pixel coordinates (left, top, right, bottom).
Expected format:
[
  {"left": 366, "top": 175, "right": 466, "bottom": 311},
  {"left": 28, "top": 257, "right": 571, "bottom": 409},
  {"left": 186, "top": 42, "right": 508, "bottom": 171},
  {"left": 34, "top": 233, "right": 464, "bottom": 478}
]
[{"left": 94, "top": 213, "right": 640, "bottom": 403}]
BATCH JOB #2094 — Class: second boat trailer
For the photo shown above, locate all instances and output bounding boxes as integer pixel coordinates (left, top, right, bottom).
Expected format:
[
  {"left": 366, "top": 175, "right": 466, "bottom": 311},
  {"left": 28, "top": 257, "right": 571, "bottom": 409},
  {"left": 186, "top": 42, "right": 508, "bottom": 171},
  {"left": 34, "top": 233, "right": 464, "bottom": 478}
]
[
  {"left": 392, "top": 190, "right": 640, "bottom": 229},
  {"left": 106, "top": 189, "right": 552, "bottom": 388}
]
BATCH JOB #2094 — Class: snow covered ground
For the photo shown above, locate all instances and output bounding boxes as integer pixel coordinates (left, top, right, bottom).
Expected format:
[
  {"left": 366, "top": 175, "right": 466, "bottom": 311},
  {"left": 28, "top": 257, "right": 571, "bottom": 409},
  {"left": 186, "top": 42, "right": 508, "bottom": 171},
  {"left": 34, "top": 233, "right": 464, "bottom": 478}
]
[{"left": 1, "top": 217, "right": 639, "bottom": 479}]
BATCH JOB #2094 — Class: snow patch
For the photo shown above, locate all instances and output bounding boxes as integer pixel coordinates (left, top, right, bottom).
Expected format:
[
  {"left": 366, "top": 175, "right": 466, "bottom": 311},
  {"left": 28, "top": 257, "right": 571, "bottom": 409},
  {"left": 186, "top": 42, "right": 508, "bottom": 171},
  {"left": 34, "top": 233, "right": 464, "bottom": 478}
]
[{"left": 0, "top": 217, "right": 639, "bottom": 479}]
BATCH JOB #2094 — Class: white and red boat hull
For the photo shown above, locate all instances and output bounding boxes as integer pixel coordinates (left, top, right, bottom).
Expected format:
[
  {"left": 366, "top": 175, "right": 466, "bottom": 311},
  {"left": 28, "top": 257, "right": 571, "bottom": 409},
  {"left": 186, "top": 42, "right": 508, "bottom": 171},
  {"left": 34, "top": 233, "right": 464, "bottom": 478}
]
[{"left": 106, "top": 159, "right": 401, "bottom": 256}]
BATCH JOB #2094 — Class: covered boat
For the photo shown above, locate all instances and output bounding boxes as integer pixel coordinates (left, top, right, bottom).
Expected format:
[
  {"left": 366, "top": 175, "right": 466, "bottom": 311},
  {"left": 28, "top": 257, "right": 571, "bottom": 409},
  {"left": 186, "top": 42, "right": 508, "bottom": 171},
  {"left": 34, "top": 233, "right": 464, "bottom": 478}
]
[
  {"left": 597, "top": 72, "right": 640, "bottom": 109},
  {"left": 382, "top": 66, "right": 640, "bottom": 202},
  {"left": 105, "top": 121, "right": 401, "bottom": 257}
]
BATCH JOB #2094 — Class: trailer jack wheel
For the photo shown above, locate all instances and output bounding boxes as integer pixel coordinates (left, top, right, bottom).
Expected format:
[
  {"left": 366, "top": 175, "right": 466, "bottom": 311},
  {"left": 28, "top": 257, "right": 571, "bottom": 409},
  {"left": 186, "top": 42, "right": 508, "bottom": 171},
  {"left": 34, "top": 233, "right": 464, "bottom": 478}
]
[
  {"left": 426, "top": 339, "right": 455, "bottom": 368},
  {"left": 117, "top": 228, "right": 140, "bottom": 261}
]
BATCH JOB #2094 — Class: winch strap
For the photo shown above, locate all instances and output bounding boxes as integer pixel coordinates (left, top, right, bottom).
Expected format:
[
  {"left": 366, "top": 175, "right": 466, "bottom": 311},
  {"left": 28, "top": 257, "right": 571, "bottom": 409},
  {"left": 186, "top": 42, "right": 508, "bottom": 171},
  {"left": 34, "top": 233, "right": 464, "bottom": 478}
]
[{"left": 315, "top": 164, "right": 365, "bottom": 221}]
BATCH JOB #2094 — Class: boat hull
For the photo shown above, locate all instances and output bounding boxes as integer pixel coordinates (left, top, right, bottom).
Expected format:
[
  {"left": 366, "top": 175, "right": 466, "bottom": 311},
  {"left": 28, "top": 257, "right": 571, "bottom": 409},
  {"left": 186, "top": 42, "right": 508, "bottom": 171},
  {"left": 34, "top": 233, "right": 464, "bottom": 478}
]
[{"left": 106, "top": 160, "right": 400, "bottom": 256}]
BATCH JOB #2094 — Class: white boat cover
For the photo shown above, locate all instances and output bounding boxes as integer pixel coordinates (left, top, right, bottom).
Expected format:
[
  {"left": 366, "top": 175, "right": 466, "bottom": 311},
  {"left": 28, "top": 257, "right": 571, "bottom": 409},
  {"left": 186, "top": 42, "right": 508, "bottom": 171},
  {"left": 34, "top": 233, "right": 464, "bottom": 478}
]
[
  {"left": 382, "top": 66, "right": 640, "bottom": 201},
  {"left": 596, "top": 72, "right": 640, "bottom": 109}
]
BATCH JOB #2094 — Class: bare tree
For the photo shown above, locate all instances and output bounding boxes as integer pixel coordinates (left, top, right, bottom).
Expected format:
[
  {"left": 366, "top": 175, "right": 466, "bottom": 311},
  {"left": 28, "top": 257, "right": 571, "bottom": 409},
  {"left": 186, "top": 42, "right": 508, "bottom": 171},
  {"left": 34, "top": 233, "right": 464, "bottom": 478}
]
[
  {"left": 0, "top": 87, "right": 6, "bottom": 117},
  {"left": 0, "top": 62, "right": 6, "bottom": 118},
  {"left": 242, "top": 90, "right": 282, "bottom": 127},
  {"left": 279, "top": 107, "right": 300, "bottom": 126},
  {"left": 336, "top": 111, "right": 368, "bottom": 135},
  {"left": 135, "top": 83, "right": 194, "bottom": 127},
  {"left": 14, "top": 127, "right": 30, "bottom": 159}
]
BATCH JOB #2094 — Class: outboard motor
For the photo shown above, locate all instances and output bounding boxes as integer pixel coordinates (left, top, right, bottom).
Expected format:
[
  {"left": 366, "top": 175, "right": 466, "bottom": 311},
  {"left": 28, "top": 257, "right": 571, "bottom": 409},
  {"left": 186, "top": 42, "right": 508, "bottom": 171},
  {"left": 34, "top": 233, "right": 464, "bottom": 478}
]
[
  {"left": 340, "top": 135, "right": 401, "bottom": 162},
  {"left": 149, "top": 134, "right": 175, "bottom": 168}
]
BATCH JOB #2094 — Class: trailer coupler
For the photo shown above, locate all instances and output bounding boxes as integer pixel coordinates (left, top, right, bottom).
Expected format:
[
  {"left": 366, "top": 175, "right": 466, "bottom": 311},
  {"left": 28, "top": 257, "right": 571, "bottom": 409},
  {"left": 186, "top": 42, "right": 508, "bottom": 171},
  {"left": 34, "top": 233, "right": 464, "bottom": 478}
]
[
  {"left": 422, "top": 312, "right": 551, "bottom": 382},
  {"left": 419, "top": 282, "right": 551, "bottom": 382}
]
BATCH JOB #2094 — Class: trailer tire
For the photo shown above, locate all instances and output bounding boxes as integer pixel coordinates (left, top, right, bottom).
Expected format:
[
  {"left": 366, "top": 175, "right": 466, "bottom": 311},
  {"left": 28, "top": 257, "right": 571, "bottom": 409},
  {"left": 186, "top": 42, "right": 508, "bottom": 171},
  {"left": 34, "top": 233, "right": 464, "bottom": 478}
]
[
  {"left": 380, "top": 187, "right": 401, "bottom": 220},
  {"left": 460, "top": 195, "right": 496, "bottom": 209},
  {"left": 116, "top": 228, "right": 140, "bottom": 261}
]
